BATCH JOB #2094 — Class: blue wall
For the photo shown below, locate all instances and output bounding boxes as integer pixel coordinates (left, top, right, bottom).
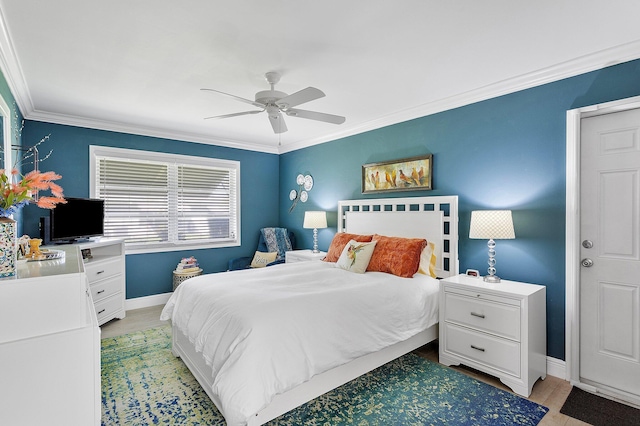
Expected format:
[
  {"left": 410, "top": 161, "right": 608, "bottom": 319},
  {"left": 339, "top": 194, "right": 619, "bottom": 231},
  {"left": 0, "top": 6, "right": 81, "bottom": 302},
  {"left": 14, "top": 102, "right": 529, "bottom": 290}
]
[
  {"left": 279, "top": 59, "right": 640, "bottom": 361},
  {"left": 19, "top": 122, "right": 280, "bottom": 299},
  {"left": 9, "top": 58, "right": 640, "bottom": 361}
]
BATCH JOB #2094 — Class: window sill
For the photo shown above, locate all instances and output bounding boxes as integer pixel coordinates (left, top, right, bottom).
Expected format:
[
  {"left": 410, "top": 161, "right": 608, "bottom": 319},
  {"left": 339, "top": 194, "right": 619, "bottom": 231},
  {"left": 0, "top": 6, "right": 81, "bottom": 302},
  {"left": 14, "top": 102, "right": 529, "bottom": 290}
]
[{"left": 124, "top": 240, "right": 240, "bottom": 255}]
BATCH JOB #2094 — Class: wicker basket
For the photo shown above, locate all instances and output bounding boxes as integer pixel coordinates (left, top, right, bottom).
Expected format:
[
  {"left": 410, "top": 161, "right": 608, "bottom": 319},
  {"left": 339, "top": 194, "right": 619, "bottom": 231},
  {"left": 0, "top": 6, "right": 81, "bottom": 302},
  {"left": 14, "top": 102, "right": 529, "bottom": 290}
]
[{"left": 172, "top": 269, "right": 203, "bottom": 291}]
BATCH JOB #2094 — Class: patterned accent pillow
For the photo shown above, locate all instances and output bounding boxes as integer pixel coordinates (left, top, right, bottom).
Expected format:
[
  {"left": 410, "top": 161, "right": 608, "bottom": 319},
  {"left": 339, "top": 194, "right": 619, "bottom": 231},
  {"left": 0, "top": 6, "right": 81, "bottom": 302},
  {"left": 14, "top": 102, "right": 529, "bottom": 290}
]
[
  {"left": 366, "top": 234, "right": 427, "bottom": 278},
  {"left": 250, "top": 251, "right": 278, "bottom": 268},
  {"left": 416, "top": 241, "right": 438, "bottom": 278},
  {"left": 335, "top": 240, "right": 377, "bottom": 273},
  {"left": 261, "top": 227, "right": 292, "bottom": 261},
  {"left": 324, "top": 233, "right": 374, "bottom": 262}
]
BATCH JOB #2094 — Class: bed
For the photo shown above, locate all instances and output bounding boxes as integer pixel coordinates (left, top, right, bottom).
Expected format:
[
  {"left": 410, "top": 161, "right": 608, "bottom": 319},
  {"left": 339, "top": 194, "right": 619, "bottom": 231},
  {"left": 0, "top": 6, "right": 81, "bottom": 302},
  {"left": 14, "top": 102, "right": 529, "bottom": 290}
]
[{"left": 161, "top": 195, "right": 459, "bottom": 425}]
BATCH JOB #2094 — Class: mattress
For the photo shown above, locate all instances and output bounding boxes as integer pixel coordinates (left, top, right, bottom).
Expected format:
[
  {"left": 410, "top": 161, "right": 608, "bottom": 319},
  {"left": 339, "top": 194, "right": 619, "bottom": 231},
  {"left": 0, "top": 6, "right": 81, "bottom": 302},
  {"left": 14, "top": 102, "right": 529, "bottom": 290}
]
[{"left": 161, "top": 260, "right": 440, "bottom": 425}]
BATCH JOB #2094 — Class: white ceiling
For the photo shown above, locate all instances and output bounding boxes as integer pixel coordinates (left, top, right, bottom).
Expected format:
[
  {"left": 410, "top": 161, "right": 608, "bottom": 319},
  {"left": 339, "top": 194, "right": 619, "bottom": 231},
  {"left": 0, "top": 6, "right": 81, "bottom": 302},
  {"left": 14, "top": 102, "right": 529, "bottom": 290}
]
[{"left": 1, "top": 1, "right": 640, "bottom": 154}]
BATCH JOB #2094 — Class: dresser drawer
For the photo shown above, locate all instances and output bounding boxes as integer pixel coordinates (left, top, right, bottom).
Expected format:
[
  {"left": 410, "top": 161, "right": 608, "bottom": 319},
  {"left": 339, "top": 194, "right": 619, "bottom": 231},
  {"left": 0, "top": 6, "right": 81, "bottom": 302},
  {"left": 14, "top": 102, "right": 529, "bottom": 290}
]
[
  {"left": 444, "top": 292, "right": 521, "bottom": 341},
  {"left": 443, "top": 322, "right": 521, "bottom": 378},
  {"left": 84, "top": 258, "right": 122, "bottom": 283},
  {"left": 94, "top": 294, "right": 123, "bottom": 323},
  {"left": 90, "top": 275, "right": 121, "bottom": 303}
]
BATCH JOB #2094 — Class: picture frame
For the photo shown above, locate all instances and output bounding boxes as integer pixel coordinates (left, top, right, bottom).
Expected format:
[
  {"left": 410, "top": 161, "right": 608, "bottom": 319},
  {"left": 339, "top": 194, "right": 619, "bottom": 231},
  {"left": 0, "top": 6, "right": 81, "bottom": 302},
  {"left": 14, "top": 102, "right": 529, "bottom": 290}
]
[
  {"left": 362, "top": 154, "right": 433, "bottom": 194},
  {"left": 81, "top": 248, "right": 93, "bottom": 260}
]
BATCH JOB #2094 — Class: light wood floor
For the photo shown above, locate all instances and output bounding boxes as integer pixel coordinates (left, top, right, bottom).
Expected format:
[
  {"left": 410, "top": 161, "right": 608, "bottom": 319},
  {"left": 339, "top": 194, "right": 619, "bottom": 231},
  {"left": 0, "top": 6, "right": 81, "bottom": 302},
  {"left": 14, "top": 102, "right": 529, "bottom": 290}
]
[{"left": 101, "top": 305, "right": 588, "bottom": 426}]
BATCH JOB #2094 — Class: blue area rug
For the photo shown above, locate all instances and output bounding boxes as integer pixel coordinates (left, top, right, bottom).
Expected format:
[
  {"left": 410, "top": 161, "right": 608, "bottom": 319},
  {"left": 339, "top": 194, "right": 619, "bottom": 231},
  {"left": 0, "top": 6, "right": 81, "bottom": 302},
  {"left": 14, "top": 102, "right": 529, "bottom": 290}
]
[{"left": 101, "top": 326, "right": 549, "bottom": 425}]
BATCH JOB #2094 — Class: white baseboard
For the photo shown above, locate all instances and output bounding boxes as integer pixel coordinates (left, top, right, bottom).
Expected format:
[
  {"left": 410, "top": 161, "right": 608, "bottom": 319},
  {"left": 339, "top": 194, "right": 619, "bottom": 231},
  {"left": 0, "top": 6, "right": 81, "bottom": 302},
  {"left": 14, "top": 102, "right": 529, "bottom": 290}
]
[
  {"left": 546, "top": 356, "right": 566, "bottom": 380},
  {"left": 125, "top": 292, "right": 172, "bottom": 311}
]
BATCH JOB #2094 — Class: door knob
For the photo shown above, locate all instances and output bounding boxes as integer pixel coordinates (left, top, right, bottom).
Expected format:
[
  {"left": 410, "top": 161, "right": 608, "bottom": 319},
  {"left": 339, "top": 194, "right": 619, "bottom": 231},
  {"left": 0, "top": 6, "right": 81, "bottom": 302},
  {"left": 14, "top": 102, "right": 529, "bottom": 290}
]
[
  {"left": 582, "top": 240, "right": 593, "bottom": 249},
  {"left": 581, "top": 258, "right": 594, "bottom": 267}
]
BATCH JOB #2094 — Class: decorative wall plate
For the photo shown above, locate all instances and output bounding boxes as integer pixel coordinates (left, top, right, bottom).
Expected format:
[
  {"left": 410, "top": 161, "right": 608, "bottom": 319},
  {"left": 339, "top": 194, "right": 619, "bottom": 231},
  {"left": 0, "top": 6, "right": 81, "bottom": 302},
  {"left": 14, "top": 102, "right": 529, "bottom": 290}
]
[
  {"left": 290, "top": 173, "right": 313, "bottom": 212},
  {"left": 303, "top": 175, "right": 314, "bottom": 191}
]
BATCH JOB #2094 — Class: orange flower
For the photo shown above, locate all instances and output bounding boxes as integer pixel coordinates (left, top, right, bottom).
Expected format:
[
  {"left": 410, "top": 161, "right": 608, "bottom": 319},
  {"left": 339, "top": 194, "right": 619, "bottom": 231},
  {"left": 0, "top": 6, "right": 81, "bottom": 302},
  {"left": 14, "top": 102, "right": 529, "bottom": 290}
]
[
  {"left": 0, "top": 168, "right": 66, "bottom": 216},
  {"left": 36, "top": 196, "right": 65, "bottom": 209}
]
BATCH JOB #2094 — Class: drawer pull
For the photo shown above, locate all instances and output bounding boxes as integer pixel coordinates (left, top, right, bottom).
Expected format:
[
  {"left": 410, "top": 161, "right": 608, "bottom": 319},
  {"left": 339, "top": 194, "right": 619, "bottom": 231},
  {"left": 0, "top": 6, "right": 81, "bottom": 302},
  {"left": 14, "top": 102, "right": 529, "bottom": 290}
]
[
  {"left": 96, "top": 270, "right": 105, "bottom": 275},
  {"left": 97, "top": 290, "right": 105, "bottom": 294},
  {"left": 470, "top": 312, "right": 485, "bottom": 319},
  {"left": 98, "top": 309, "right": 106, "bottom": 315},
  {"left": 470, "top": 344, "right": 485, "bottom": 352}
]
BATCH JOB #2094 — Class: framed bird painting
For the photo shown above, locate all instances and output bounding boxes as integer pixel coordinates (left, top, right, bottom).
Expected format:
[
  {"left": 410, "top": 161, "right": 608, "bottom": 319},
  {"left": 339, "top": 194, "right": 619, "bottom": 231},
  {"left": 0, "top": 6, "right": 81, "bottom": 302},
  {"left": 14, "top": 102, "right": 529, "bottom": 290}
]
[{"left": 362, "top": 154, "right": 433, "bottom": 194}]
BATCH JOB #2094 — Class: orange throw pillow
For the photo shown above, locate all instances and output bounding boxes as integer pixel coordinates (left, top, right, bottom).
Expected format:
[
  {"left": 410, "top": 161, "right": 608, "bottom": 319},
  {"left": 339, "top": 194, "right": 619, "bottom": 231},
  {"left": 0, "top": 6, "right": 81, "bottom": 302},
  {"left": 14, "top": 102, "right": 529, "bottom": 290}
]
[
  {"left": 367, "top": 234, "right": 427, "bottom": 278},
  {"left": 324, "top": 233, "right": 374, "bottom": 262}
]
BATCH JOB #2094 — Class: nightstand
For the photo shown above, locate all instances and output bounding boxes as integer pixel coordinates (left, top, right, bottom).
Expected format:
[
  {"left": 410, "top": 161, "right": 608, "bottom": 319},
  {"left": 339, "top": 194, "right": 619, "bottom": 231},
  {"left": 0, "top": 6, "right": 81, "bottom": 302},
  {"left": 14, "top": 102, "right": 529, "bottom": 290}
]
[
  {"left": 439, "top": 274, "right": 546, "bottom": 397},
  {"left": 285, "top": 249, "right": 327, "bottom": 263}
]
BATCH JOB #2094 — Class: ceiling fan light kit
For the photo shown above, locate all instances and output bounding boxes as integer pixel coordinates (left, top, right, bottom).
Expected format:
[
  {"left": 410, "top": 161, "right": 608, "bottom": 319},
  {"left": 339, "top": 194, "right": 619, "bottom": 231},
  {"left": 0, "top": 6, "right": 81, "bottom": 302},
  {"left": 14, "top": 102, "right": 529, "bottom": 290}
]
[{"left": 202, "top": 72, "right": 345, "bottom": 134}]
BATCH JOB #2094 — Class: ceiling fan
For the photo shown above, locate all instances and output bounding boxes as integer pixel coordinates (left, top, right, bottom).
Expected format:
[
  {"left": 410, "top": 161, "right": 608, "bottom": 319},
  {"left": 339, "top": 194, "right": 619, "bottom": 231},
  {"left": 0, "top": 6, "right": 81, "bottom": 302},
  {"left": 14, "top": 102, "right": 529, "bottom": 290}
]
[{"left": 201, "top": 72, "right": 346, "bottom": 134}]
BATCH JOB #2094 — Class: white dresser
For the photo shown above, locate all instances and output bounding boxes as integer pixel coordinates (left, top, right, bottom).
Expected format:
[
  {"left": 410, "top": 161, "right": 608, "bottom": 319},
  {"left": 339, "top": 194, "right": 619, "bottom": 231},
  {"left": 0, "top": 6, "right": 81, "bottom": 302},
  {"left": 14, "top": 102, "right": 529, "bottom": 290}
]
[
  {"left": 439, "top": 274, "right": 546, "bottom": 396},
  {"left": 77, "top": 238, "right": 126, "bottom": 325},
  {"left": 0, "top": 245, "right": 101, "bottom": 425}
]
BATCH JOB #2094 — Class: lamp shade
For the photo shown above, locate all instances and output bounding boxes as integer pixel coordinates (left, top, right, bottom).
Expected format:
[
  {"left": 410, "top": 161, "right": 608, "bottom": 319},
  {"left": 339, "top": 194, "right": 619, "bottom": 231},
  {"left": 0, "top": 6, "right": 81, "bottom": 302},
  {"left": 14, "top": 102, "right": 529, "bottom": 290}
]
[
  {"left": 303, "top": 211, "right": 327, "bottom": 229},
  {"left": 469, "top": 210, "right": 515, "bottom": 239}
]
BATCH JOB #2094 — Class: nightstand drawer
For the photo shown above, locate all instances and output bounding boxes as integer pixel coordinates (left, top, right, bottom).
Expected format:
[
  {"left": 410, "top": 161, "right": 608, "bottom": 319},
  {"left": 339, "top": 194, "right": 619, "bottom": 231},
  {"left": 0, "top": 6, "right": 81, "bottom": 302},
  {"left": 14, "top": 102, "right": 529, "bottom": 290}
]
[
  {"left": 443, "top": 322, "right": 521, "bottom": 378},
  {"left": 444, "top": 292, "right": 521, "bottom": 341}
]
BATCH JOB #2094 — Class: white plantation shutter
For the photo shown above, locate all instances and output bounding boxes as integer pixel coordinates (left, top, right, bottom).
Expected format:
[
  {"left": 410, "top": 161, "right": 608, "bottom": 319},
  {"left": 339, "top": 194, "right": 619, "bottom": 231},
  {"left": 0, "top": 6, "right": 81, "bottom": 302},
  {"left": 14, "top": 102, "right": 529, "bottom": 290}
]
[
  {"left": 176, "top": 165, "right": 237, "bottom": 241},
  {"left": 91, "top": 146, "right": 240, "bottom": 252}
]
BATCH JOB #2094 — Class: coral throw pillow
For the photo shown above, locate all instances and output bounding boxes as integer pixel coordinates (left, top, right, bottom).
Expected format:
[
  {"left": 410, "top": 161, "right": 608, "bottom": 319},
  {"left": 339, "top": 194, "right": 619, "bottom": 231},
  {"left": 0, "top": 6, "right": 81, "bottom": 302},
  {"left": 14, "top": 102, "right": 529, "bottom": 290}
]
[
  {"left": 324, "top": 233, "right": 374, "bottom": 262},
  {"left": 335, "top": 240, "right": 377, "bottom": 273},
  {"left": 367, "top": 235, "right": 427, "bottom": 278}
]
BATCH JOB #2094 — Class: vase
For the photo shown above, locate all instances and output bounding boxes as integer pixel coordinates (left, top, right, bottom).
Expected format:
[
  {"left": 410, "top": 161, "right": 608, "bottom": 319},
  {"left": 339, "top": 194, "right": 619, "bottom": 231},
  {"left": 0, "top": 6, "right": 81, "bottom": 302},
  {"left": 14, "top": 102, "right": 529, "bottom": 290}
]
[{"left": 0, "top": 217, "right": 17, "bottom": 278}]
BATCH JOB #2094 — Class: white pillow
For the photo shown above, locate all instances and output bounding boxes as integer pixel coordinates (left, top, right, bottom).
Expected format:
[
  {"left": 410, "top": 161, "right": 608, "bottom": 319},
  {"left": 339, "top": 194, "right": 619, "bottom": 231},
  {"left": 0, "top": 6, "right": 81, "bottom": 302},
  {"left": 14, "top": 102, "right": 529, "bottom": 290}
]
[
  {"left": 335, "top": 239, "right": 377, "bottom": 273},
  {"left": 250, "top": 251, "right": 278, "bottom": 268},
  {"left": 417, "top": 241, "right": 438, "bottom": 278}
]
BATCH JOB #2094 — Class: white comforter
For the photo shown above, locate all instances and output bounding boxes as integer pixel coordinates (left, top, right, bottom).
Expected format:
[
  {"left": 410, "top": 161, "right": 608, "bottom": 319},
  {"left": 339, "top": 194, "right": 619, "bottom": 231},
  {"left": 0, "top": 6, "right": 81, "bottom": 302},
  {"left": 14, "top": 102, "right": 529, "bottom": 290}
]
[{"left": 160, "top": 260, "right": 439, "bottom": 426}]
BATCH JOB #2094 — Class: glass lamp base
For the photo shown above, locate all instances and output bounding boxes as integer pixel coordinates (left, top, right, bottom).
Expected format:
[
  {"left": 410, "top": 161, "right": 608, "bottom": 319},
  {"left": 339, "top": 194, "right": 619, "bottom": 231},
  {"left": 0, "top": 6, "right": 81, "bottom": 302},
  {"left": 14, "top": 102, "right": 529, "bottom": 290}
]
[
  {"left": 483, "top": 274, "right": 501, "bottom": 283},
  {"left": 312, "top": 228, "right": 319, "bottom": 253}
]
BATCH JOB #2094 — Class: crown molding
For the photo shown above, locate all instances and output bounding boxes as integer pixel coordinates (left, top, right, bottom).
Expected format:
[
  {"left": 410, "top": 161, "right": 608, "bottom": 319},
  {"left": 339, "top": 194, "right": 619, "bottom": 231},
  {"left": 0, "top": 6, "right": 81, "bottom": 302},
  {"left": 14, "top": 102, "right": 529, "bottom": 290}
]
[
  {"left": 279, "top": 39, "right": 640, "bottom": 153},
  {"left": 1, "top": 6, "right": 639, "bottom": 156},
  {"left": 0, "top": 7, "right": 33, "bottom": 114},
  {"left": 26, "top": 109, "right": 280, "bottom": 154}
]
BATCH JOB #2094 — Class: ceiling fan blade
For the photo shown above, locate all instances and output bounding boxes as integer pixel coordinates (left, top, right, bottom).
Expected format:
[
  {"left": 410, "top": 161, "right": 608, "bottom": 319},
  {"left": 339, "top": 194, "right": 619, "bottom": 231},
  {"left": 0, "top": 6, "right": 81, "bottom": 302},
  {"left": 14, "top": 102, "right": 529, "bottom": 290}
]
[
  {"left": 204, "top": 109, "right": 263, "bottom": 120},
  {"left": 285, "top": 108, "right": 346, "bottom": 125},
  {"left": 268, "top": 110, "right": 288, "bottom": 133},
  {"left": 201, "top": 88, "right": 265, "bottom": 108},
  {"left": 276, "top": 87, "right": 325, "bottom": 109}
]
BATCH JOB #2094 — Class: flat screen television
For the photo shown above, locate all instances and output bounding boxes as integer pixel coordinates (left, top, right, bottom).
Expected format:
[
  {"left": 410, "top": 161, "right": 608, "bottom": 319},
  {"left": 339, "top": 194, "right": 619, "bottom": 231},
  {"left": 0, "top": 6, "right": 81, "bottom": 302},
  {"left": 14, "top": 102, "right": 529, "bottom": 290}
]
[{"left": 50, "top": 197, "right": 105, "bottom": 243}]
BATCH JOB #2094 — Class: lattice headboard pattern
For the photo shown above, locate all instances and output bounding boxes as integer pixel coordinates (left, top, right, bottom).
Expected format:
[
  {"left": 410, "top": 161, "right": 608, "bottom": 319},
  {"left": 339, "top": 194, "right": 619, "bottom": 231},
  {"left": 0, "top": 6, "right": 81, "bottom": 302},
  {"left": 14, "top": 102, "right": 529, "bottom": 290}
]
[{"left": 337, "top": 195, "right": 459, "bottom": 278}]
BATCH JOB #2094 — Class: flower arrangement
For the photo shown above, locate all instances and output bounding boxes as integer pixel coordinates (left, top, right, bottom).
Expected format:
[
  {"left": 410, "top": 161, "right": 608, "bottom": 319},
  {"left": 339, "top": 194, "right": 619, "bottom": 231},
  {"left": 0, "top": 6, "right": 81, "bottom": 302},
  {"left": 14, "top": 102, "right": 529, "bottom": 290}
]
[
  {"left": 0, "top": 169, "right": 66, "bottom": 218},
  {"left": 0, "top": 107, "right": 66, "bottom": 218}
]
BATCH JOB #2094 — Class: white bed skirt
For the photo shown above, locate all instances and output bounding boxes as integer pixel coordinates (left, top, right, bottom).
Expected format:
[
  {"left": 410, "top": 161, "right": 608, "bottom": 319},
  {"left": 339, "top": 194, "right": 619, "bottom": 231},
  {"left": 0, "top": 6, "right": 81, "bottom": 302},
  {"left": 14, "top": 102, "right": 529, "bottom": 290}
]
[{"left": 172, "top": 323, "right": 438, "bottom": 425}]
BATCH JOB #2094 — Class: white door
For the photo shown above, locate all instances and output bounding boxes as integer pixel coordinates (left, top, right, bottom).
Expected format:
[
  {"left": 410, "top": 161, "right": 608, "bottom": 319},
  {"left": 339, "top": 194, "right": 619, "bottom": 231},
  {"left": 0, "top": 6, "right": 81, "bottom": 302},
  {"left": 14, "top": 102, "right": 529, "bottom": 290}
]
[{"left": 580, "top": 108, "right": 640, "bottom": 400}]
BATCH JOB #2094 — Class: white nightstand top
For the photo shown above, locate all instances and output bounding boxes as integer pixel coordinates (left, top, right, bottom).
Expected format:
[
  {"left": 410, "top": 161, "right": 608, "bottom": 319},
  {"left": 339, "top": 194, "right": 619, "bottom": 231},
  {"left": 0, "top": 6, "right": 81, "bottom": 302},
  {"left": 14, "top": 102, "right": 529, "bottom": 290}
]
[
  {"left": 285, "top": 250, "right": 327, "bottom": 263},
  {"left": 443, "top": 274, "right": 546, "bottom": 297}
]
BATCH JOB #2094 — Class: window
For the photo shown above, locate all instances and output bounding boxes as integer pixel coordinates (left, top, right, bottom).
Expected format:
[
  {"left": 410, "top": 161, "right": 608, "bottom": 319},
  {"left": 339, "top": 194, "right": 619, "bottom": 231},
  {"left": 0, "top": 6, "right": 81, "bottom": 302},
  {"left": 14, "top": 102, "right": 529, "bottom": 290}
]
[{"left": 90, "top": 146, "right": 240, "bottom": 254}]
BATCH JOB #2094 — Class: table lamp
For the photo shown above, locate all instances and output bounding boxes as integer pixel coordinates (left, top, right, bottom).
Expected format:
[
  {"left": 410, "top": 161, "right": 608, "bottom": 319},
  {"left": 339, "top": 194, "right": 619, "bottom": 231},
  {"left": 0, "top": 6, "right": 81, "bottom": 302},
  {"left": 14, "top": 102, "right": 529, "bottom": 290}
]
[
  {"left": 469, "top": 210, "right": 515, "bottom": 283},
  {"left": 303, "top": 211, "right": 327, "bottom": 253}
]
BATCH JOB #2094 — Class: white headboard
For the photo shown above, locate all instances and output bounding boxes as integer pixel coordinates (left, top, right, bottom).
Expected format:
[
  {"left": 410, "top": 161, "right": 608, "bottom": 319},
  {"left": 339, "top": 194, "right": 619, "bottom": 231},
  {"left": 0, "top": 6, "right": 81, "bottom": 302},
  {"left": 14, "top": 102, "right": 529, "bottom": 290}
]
[{"left": 337, "top": 195, "right": 459, "bottom": 278}]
